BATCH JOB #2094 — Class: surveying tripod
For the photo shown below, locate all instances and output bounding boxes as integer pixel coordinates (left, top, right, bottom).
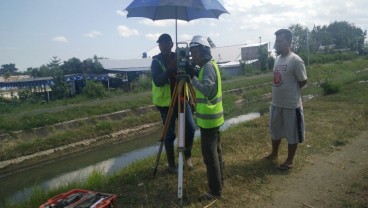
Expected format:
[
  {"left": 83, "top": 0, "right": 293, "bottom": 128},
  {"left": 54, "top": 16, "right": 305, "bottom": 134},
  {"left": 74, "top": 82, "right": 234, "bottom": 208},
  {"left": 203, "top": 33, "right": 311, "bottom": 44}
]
[{"left": 152, "top": 72, "right": 196, "bottom": 204}]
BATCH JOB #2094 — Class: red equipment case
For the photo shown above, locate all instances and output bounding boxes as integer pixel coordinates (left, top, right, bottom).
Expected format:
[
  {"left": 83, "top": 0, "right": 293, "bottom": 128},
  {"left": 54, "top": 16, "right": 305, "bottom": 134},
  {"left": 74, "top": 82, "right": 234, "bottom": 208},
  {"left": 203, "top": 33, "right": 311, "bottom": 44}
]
[{"left": 39, "top": 189, "right": 116, "bottom": 208}]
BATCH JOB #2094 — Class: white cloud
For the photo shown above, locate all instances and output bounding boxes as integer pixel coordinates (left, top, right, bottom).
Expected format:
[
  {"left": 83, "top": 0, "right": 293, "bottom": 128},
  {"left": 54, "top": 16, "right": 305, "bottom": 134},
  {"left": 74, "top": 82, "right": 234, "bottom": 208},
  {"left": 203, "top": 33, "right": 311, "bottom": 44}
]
[
  {"left": 145, "top": 33, "right": 161, "bottom": 41},
  {"left": 208, "top": 32, "right": 221, "bottom": 38},
  {"left": 180, "top": 34, "right": 192, "bottom": 42},
  {"left": 140, "top": 19, "right": 169, "bottom": 27},
  {"left": 146, "top": 33, "right": 191, "bottom": 42},
  {"left": 116, "top": 10, "right": 126, "bottom": 17},
  {"left": 52, "top": 36, "right": 68, "bottom": 43},
  {"left": 83, "top": 30, "right": 102, "bottom": 38},
  {"left": 140, "top": 19, "right": 174, "bottom": 27},
  {"left": 117, "top": 25, "right": 139, "bottom": 37},
  {"left": 138, "top": 19, "right": 194, "bottom": 27}
]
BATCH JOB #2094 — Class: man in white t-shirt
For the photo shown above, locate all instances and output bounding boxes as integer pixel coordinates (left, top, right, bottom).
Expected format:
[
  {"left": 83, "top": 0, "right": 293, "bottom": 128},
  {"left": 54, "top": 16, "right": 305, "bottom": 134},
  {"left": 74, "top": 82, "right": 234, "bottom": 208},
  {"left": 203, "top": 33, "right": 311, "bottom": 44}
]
[{"left": 264, "top": 29, "right": 307, "bottom": 170}]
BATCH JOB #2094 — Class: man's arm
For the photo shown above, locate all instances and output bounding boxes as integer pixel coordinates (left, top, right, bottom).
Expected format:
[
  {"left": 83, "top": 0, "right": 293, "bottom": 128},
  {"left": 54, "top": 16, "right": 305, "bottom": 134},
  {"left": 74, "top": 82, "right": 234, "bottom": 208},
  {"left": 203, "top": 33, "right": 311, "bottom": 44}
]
[
  {"left": 151, "top": 59, "right": 169, "bottom": 87},
  {"left": 294, "top": 56, "right": 307, "bottom": 89},
  {"left": 191, "top": 63, "right": 217, "bottom": 99},
  {"left": 299, "top": 80, "right": 307, "bottom": 89}
]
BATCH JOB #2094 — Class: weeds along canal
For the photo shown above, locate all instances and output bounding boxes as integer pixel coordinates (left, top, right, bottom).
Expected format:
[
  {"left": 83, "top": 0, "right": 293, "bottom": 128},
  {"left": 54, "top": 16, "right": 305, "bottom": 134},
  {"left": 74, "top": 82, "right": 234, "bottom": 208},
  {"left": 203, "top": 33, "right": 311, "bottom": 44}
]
[{"left": 0, "top": 111, "right": 263, "bottom": 203}]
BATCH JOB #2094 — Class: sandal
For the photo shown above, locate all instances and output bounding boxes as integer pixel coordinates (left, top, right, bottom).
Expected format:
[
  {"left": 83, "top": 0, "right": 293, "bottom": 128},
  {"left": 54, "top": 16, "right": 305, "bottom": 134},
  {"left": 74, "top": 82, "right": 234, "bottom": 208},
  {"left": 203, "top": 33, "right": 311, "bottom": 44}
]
[
  {"left": 277, "top": 163, "right": 293, "bottom": 171},
  {"left": 199, "top": 192, "right": 221, "bottom": 201}
]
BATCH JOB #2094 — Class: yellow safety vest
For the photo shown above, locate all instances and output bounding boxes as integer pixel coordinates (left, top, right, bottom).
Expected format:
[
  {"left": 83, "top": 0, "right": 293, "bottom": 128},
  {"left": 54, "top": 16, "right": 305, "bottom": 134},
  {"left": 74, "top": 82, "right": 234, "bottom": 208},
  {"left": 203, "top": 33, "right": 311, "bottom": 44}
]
[
  {"left": 152, "top": 58, "right": 171, "bottom": 107},
  {"left": 195, "top": 60, "right": 224, "bottom": 128}
]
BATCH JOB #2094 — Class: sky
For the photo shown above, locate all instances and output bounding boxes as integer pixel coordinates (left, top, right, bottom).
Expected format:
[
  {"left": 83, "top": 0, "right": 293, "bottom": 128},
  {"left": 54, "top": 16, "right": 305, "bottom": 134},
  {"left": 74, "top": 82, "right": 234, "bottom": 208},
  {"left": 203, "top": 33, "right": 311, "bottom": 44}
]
[{"left": 0, "top": 0, "right": 367, "bottom": 71}]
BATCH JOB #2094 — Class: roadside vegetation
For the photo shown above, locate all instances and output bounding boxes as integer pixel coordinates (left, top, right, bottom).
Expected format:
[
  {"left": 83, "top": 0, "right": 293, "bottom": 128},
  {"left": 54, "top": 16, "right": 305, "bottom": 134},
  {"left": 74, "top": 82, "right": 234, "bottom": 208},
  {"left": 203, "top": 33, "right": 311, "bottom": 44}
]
[
  {"left": 2, "top": 56, "right": 367, "bottom": 207},
  {"left": 0, "top": 56, "right": 366, "bottom": 161}
]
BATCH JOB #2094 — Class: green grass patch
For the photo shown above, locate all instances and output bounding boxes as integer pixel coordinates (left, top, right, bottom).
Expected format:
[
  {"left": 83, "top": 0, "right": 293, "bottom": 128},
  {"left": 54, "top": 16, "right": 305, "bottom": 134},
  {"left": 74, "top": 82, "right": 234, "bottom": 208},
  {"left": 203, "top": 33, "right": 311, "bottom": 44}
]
[
  {"left": 0, "top": 111, "right": 161, "bottom": 160},
  {"left": 4, "top": 59, "right": 368, "bottom": 207}
]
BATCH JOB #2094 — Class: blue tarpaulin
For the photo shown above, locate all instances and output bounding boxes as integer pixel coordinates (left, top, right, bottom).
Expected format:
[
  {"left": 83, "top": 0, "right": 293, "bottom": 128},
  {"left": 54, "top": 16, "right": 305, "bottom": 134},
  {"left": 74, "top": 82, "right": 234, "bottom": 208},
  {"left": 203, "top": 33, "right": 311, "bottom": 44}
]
[{"left": 0, "top": 74, "right": 109, "bottom": 89}]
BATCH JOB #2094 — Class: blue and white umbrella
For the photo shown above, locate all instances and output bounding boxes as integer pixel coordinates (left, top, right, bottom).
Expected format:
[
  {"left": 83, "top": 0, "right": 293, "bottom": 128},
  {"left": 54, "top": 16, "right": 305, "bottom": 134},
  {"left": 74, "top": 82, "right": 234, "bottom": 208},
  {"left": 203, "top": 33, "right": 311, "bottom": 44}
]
[
  {"left": 125, "top": 0, "right": 228, "bottom": 21},
  {"left": 124, "top": 0, "right": 229, "bottom": 44}
]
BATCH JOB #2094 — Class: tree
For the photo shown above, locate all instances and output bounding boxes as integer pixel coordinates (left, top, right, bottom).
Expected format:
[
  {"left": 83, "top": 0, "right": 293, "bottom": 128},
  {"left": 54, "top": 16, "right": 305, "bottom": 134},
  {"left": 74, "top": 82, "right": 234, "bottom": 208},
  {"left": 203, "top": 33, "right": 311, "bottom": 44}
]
[
  {"left": 4, "top": 72, "right": 11, "bottom": 81},
  {"left": 291, "top": 21, "right": 367, "bottom": 54},
  {"left": 0, "top": 63, "right": 18, "bottom": 76},
  {"left": 26, "top": 67, "right": 41, "bottom": 78},
  {"left": 327, "top": 21, "right": 367, "bottom": 53},
  {"left": 47, "top": 56, "right": 62, "bottom": 71},
  {"left": 258, "top": 44, "right": 268, "bottom": 71},
  {"left": 61, "top": 57, "right": 83, "bottom": 75},
  {"left": 47, "top": 56, "right": 68, "bottom": 99},
  {"left": 82, "top": 55, "right": 104, "bottom": 74},
  {"left": 309, "top": 25, "right": 334, "bottom": 53},
  {"left": 38, "top": 65, "right": 53, "bottom": 77},
  {"left": 289, "top": 24, "right": 309, "bottom": 53}
]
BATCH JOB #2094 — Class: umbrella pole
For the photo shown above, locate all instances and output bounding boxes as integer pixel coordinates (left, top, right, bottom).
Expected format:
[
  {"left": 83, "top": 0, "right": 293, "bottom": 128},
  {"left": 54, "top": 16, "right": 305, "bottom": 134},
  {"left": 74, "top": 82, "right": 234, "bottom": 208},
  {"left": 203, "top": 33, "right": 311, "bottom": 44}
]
[{"left": 175, "top": 8, "right": 178, "bottom": 55}]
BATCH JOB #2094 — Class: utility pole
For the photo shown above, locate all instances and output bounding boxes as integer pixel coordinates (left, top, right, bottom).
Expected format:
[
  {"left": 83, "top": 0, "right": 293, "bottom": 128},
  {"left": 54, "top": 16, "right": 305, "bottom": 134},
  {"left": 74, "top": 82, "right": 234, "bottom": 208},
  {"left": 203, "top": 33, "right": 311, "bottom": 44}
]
[
  {"left": 259, "top": 36, "right": 262, "bottom": 43},
  {"left": 306, "top": 29, "right": 310, "bottom": 66}
]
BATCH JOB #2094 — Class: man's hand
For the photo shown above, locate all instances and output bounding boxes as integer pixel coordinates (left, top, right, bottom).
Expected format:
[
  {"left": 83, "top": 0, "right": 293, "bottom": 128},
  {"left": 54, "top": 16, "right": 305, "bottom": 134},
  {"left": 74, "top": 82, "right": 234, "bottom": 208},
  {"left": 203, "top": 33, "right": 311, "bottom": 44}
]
[
  {"left": 166, "top": 58, "right": 177, "bottom": 75},
  {"left": 187, "top": 65, "right": 198, "bottom": 79},
  {"left": 189, "top": 100, "right": 196, "bottom": 114}
]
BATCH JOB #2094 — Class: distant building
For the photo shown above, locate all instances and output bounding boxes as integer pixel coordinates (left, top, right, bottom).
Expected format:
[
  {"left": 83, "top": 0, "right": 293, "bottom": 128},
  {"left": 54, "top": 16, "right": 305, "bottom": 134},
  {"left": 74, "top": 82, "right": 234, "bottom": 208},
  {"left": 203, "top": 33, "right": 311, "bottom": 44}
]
[
  {"left": 317, "top": 44, "right": 336, "bottom": 53},
  {"left": 317, "top": 44, "right": 351, "bottom": 54},
  {"left": 100, "top": 38, "right": 271, "bottom": 77},
  {"left": 241, "top": 43, "right": 269, "bottom": 61}
]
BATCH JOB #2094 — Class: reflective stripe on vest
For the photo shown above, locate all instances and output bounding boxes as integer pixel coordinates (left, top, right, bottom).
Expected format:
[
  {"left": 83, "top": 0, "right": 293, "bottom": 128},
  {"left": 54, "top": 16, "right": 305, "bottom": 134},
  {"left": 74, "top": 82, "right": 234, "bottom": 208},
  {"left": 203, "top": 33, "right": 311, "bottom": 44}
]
[
  {"left": 195, "top": 60, "right": 224, "bottom": 128},
  {"left": 152, "top": 58, "right": 171, "bottom": 107},
  {"left": 196, "top": 95, "right": 222, "bottom": 105}
]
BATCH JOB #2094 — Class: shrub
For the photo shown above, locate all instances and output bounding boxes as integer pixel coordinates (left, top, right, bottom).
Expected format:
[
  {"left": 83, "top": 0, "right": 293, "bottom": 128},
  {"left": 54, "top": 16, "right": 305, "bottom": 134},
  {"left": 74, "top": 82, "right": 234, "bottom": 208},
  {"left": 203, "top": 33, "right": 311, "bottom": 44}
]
[
  {"left": 18, "top": 88, "right": 45, "bottom": 104},
  {"left": 83, "top": 80, "right": 106, "bottom": 98},
  {"left": 320, "top": 79, "right": 341, "bottom": 95},
  {"left": 131, "top": 75, "right": 152, "bottom": 92},
  {"left": 94, "top": 121, "right": 113, "bottom": 134}
]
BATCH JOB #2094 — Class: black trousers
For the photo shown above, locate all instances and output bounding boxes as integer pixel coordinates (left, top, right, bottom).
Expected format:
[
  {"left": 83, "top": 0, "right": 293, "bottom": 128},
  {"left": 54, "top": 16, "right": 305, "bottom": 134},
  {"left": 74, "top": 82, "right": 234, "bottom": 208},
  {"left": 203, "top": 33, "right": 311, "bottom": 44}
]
[{"left": 200, "top": 127, "right": 224, "bottom": 196}]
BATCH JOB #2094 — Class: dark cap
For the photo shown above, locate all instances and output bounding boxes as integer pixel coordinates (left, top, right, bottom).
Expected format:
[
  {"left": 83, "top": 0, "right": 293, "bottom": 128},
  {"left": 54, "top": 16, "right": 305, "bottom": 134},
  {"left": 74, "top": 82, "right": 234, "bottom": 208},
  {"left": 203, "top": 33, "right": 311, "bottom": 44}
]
[
  {"left": 275, "top": 29, "right": 293, "bottom": 42},
  {"left": 156, "top": 33, "right": 172, "bottom": 43}
]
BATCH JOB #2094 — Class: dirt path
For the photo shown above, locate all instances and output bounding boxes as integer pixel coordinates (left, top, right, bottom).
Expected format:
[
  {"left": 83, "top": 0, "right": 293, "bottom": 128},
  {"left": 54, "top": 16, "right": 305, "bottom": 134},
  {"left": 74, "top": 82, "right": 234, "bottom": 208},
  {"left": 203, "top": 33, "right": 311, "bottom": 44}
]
[{"left": 259, "top": 131, "right": 368, "bottom": 208}]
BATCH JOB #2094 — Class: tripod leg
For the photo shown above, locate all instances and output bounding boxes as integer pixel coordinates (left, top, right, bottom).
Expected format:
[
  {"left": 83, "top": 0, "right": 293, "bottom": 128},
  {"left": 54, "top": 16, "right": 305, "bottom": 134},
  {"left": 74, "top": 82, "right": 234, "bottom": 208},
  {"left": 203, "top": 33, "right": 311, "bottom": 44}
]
[
  {"left": 152, "top": 83, "right": 179, "bottom": 177},
  {"left": 187, "top": 82, "right": 196, "bottom": 105}
]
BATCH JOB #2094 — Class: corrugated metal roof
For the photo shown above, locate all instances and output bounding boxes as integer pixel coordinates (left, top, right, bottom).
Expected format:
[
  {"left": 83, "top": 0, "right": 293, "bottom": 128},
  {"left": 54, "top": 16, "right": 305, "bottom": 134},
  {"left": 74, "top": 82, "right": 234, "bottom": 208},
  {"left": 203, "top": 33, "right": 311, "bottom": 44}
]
[
  {"left": 99, "top": 58, "right": 152, "bottom": 72},
  {"left": 211, "top": 44, "right": 245, "bottom": 63},
  {"left": 218, "top": 59, "right": 258, "bottom": 68}
]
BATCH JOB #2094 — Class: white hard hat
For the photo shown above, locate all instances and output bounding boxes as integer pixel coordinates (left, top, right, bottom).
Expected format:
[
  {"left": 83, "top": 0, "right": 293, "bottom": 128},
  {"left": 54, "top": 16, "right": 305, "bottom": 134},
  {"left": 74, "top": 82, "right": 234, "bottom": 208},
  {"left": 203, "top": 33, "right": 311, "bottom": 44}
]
[{"left": 189, "top": 35, "right": 211, "bottom": 48}]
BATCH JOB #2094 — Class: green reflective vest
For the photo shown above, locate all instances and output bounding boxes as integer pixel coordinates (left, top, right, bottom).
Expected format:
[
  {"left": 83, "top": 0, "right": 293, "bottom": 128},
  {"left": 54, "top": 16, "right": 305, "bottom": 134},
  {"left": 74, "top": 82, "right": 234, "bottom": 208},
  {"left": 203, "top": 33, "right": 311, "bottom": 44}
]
[
  {"left": 195, "top": 60, "right": 224, "bottom": 128},
  {"left": 152, "top": 58, "right": 171, "bottom": 107}
]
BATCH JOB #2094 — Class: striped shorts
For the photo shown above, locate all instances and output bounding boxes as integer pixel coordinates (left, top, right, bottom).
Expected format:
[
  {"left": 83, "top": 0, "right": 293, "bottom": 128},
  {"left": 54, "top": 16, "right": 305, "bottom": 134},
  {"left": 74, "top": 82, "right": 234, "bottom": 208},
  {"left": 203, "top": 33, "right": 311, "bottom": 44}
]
[{"left": 269, "top": 105, "right": 305, "bottom": 144}]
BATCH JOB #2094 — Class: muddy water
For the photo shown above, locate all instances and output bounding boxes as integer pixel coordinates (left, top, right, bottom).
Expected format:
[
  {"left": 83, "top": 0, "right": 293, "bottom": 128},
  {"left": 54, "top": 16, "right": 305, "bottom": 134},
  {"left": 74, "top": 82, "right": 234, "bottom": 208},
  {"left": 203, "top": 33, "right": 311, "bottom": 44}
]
[{"left": 1, "top": 113, "right": 260, "bottom": 203}]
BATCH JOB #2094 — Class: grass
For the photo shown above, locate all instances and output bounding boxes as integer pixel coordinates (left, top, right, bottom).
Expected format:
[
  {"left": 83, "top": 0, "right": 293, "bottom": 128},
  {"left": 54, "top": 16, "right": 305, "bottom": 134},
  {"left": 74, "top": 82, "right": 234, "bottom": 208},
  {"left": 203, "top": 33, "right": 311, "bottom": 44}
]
[
  {"left": 3, "top": 58, "right": 368, "bottom": 207},
  {"left": 0, "top": 111, "right": 161, "bottom": 160},
  {"left": 0, "top": 91, "right": 152, "bottom": 132}
]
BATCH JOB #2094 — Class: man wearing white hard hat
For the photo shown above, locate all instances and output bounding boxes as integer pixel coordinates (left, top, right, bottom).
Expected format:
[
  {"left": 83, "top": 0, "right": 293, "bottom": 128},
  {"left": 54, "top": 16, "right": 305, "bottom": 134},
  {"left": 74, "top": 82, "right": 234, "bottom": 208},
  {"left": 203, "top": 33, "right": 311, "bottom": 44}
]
[{"left": 189, "top": 35, "right": 225, "bottom": 200}]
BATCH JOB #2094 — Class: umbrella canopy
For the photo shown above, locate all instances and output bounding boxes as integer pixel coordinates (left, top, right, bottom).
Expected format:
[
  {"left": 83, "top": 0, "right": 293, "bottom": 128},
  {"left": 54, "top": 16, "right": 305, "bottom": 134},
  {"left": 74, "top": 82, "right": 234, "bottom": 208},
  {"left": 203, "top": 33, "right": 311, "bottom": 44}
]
[{"left": 125, "top": 0, "right": 229, "bottom": 21}]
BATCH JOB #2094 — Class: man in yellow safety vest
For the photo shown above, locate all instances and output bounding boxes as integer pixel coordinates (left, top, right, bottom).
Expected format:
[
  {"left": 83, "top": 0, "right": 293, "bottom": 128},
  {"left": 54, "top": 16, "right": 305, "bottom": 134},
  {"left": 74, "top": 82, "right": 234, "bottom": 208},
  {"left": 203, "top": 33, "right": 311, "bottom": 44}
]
[
  {"left": 151, "top": 33, "right": 196, "bottom": 173},
  {"left": 189, "top": 35, "right": 224, "bottom": 200}
]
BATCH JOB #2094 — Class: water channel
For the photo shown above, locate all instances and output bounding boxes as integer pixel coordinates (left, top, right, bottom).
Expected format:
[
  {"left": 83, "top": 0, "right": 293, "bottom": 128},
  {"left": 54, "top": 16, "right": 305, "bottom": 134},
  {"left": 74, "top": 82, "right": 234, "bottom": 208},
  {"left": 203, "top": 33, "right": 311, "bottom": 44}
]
[{"left": 0, "top": 112, "right": 262, "bottom": 203}]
